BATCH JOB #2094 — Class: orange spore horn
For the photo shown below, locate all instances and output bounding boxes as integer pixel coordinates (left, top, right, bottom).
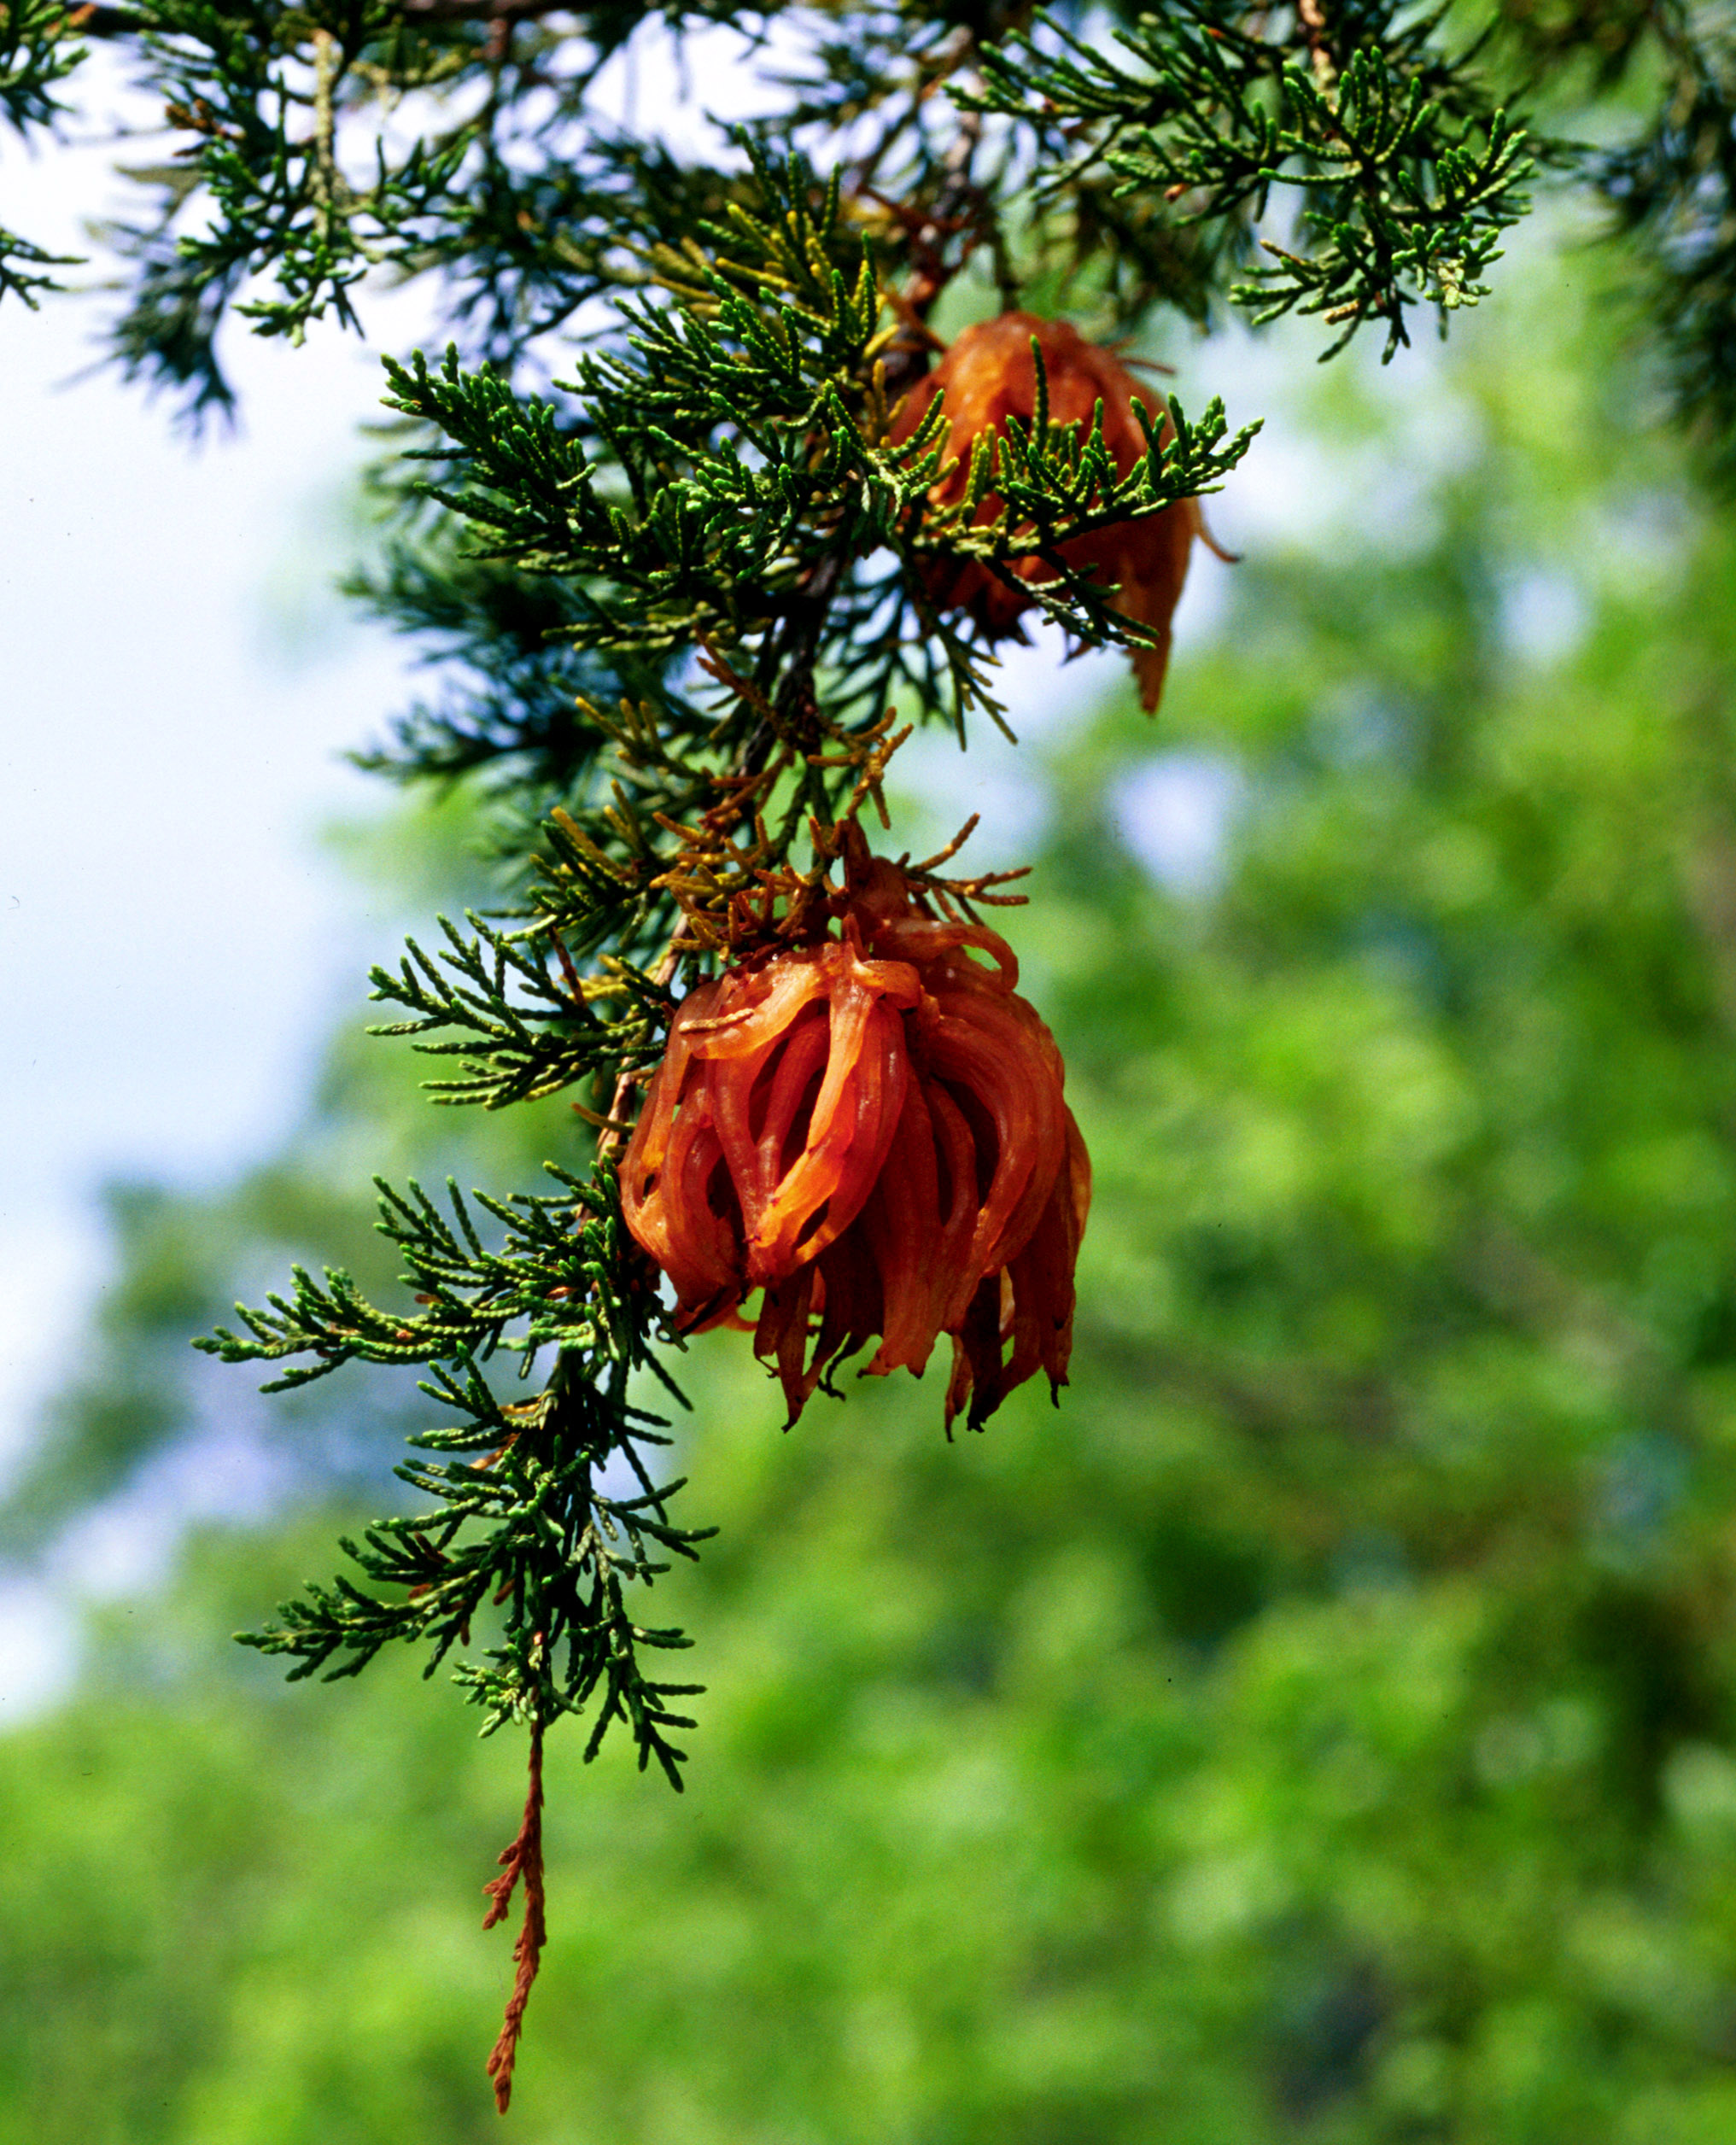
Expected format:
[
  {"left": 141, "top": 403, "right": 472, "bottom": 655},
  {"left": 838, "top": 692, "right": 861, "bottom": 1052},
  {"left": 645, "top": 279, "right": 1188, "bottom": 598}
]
[{"left": 620, "top": 828, "right": 1090, "bottom": 1432}]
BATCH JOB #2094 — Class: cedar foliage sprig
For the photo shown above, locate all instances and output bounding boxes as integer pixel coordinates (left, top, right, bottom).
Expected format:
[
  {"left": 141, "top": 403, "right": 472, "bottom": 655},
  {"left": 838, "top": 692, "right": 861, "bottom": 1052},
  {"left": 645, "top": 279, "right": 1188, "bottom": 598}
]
[
  {"left": 966, "top": 1, "right": 1537, "bottom": 359},
  {"left": 199, "top": 1160, "right": 707, "bottom": 1762},
  {"left": 1, "top": 0, "right": 88, "bottom": 304},
  {"left": 197, "top": 1158, "right": 705, "bottom": 2109},
  {"left": 0, "top": 0, "right": 86, "bottom": 135},
  {"left": 40, "top": 0, "right": 754, "bottom": 418}
]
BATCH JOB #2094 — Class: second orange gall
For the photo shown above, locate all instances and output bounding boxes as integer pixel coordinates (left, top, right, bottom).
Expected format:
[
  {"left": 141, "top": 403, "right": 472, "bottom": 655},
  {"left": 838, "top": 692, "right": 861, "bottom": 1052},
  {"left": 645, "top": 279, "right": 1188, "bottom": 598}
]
[
  {"left": 620, "top": 836, "right": 1090, "bottom": 1432},
  {"left": 891, "top": 311, "right": 1229, "bottom": 714}
]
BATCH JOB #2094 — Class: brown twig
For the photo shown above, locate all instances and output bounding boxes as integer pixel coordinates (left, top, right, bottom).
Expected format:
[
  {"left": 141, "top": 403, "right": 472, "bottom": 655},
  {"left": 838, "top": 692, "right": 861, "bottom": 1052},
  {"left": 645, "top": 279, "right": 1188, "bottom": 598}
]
[
  {"left": 1296, "top": 0, "right": 1337, "bottom": 96},
  {"left": 482, "top": 1713, "right": 548, "bottom": 2116},
  {"left": 594, "top": 943, "right": 685, "bottom": 1164},
  {"left": 861, "top": 32, "right": 1001, "bottom": 405}
]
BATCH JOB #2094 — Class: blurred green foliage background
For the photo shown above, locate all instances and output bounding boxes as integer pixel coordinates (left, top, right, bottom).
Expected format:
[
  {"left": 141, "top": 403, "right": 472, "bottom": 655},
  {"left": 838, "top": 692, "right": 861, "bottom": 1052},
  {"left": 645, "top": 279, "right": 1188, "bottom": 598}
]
[{"left": 11, "top": 226, "right": 1736, "bottom": 2142}]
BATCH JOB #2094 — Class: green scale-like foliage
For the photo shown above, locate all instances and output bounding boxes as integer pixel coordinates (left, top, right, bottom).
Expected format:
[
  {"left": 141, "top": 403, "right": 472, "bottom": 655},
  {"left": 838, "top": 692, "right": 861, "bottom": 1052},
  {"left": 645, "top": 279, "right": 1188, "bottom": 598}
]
[
  {"left": 968, "top": 0, "right": 1538, "bottom": 359},
  {"left": 199, "top": 1154, "right": 710, "bottom": 1780},
  {"left": 10, "top": 5, "right": 1736, "bottom": 457}
]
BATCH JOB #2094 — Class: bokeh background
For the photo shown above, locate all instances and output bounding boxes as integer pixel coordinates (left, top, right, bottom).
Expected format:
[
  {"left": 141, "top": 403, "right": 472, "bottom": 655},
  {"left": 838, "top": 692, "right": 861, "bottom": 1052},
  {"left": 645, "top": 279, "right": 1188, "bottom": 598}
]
[{"left": 10, "top": 38, "right": 1736, "bottom": 2144}]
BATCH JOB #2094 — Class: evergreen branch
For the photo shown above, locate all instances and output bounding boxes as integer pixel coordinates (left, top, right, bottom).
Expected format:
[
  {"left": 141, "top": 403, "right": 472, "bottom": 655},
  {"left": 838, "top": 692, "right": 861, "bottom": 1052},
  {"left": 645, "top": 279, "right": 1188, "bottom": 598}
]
[
  {"left": 0, "top": 0, "right": 95, "bottom": 302},
  {"left": 197, "top": 1164, "right": 634, "bottom": 1382},
  {"left": 1592, "top": 9, "right": 1736, "bottom": 483},
  {"left": 64, "top": 7, "right": 817, "bottom": 418},
  {"left": 208, "top": 1164, "right": 712, "bottom": 1791},
  {"left": 0, "top": 220, "right": 81, "bottom": 306},
  {"left": 341, "top": 537, "right": 641, "bottom": 798},
  {"left": 1, "top": 0, "right": 91, "bottom": 135},
  {"left": 365, "top": 909, "right": 659, "bottom": 1108},
  {"left": 967, "top": 2, "right": 1537, "bottom": 358}
]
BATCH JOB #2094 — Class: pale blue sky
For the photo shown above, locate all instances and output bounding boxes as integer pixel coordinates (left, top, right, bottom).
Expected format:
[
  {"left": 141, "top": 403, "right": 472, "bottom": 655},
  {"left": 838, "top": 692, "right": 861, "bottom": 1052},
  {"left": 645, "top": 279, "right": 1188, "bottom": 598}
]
[{"left": 2, "top": 112, "right": 427, "bottom": 1484}]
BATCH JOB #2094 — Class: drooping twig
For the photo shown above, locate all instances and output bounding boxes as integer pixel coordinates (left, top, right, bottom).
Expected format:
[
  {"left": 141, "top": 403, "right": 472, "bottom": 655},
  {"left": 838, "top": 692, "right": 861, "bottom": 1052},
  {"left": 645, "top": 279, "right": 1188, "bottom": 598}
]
[{"left": 482, "top": 1714, "right": 547, "bottom": 2116}]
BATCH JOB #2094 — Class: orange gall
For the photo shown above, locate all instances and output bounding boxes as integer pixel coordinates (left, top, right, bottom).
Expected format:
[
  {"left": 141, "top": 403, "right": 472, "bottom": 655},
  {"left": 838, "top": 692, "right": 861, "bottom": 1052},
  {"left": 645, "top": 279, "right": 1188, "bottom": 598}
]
[
  {"left": 891, "top": 310, "right": 1225, "bottom": 712},
  {"left": 620, "top": 830, "right": 1090, "bottom": 1433}
]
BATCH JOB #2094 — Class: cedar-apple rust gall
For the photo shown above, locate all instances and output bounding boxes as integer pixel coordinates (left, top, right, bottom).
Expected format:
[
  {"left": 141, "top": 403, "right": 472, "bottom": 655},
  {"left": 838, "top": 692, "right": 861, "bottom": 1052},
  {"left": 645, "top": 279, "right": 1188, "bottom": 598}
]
[
  {"left": 621, "top": 825, "right": 1090, "bottom": 1433},
  {"left": 891, "top": 310, "right": 1234, "bottom": 712}
]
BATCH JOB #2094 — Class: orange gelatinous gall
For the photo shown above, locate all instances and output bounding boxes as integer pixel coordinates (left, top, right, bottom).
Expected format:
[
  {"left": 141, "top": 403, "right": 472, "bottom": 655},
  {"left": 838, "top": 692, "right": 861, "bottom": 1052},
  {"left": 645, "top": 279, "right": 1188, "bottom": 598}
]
[
  {"left": 620, "top": 833, "right": 1090, "bottom": 1432},
  {"left": 890, "top": 309, "right": 1226, "bottom": 713}
]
